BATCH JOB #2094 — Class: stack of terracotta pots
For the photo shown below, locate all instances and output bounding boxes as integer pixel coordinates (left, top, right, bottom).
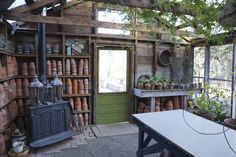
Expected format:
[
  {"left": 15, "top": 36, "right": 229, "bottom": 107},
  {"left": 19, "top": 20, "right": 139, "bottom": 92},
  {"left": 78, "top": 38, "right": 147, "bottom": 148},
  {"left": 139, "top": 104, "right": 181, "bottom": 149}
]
[
  {"left": 21, "top": 62, "right": 28, "bottom": 76},
  {"left": 84, "top": 113, "right": 89, "bottom": 127},
  {"left": 84, "top": 59, "right": 89, "bottom": 75},
  {"left": 47, "top": 60, "right": 62, "bottom": 75},
  {"left": 0, "top": 134, "right": 5, "bottom": 155},
  {"left": 74, "top": 97, "right": 82, "bottom": 111},
  {"left": 71, "top": 59, "right": 77, "bottom": 75},
  {"left": 66, "top": 59, "right": 71, "bottom": 75},
  {"left": 0, "top": 107, "right": 9, "bottom": 132},
  {"left": 0, "top": 62, "right": 6, "bottom": 79},
  {"left": 84, "top": 79, "right": 89, "bottom": 94},
  {"left": 17, "top": 99, "right": 24, "bottom": 115},
  {"left": 66, "top": 79, "right": 72, "bottom": 94},
  {"left": 78, "top": 59, "right": 84, "bottom": 75},
  {"left": 51, "top": 60, "right": 57, "bottom": 74},
  {"left": 78, "top": 79, "right": 84, "bottom": 94},
  {"left": 57, "top": 60, "right": 62, "bottom": 75},
  {"left": 9, "top": 79, "right": 16, "bottom": 98},
  {"left": 8, "top": 100, "right": 18, "bottom": 121},
  {"left": 22, "top": 78, "right": 29, "bottom": 97},
  {"left": 47, "top": 60, "right": 52, "bottom": 75},
  {"left": 16, "top": 79, "right": 22, "bottom": 97}
]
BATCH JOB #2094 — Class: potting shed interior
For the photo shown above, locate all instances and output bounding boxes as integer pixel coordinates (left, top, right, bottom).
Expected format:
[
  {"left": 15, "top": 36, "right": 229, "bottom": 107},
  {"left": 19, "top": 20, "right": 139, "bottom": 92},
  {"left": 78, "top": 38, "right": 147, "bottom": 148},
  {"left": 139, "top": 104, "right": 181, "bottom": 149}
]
[{"left": 0, "top": 0, "right": 236, "bottom": 157}]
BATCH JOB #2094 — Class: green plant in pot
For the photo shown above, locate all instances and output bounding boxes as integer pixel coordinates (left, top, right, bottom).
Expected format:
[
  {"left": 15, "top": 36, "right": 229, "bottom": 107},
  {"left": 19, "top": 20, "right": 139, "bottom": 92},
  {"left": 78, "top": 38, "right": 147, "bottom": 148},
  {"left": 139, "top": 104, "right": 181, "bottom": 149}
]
[
  {"left": 192, "top": 84, "right": 230, "bottom": 122},
  {"left": 143, "top": 78, "right": 151, "bottom": 90}
]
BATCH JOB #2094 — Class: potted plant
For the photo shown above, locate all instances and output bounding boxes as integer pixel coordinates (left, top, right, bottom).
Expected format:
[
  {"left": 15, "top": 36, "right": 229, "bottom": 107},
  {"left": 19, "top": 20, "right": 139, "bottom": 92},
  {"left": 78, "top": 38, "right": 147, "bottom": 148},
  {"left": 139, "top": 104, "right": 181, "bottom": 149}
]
[{"left": 191, "top": 84, "right": 230, "bottom": 122}]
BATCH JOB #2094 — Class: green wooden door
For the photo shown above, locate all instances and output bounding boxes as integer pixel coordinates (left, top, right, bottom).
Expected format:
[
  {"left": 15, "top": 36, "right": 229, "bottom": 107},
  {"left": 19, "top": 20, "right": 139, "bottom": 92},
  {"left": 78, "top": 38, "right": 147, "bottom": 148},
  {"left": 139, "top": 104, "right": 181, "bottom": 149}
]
[{"left": 96, "top": 49, "right": 130, "bottom": 124}]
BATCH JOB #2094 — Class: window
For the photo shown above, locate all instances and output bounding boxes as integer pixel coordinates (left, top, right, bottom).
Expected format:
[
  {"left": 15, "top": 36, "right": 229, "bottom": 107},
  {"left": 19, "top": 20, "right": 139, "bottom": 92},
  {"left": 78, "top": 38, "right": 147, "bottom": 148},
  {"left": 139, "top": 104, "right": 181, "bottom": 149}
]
[
  {"left": 193, "top": 47, "right": 205, "bottom": 83},
  {"left": 98, "top": 50, "right": 128, "bottom": 93},
  {"left": 97, "top": 10, "right": 130, "bottom": 35}
]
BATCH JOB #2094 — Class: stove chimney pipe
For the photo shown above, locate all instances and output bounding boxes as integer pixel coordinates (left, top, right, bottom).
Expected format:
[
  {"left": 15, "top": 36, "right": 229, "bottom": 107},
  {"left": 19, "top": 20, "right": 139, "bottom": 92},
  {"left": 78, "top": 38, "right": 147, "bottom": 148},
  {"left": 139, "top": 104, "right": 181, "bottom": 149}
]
[{"left": 38, "top": 7, "right": 47, "bottom": 84}]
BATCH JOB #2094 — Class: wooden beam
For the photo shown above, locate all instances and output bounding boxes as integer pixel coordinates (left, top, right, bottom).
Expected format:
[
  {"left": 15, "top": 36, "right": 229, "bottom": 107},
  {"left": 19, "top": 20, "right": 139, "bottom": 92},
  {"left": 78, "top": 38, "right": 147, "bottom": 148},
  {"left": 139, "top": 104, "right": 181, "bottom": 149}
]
[
  {"left": 3, "top": 12, "right": 197, "bottom": 38},
  {"left": 9, "top": 0, "right": 60, "bottom": 12},
  {"left": 84, "top": 0, "right": 195, "bottom": 16}
]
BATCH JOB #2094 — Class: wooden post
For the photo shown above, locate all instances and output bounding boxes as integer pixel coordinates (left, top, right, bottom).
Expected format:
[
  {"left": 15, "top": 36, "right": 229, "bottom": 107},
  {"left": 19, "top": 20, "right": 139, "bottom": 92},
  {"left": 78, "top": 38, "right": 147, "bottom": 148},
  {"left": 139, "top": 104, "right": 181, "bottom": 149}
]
[
  {"left": 232, "top": 42, "right": 236, "bottom": 118},
  {"left": 204, "top": 45, "right": 210, "bottom": 84}
]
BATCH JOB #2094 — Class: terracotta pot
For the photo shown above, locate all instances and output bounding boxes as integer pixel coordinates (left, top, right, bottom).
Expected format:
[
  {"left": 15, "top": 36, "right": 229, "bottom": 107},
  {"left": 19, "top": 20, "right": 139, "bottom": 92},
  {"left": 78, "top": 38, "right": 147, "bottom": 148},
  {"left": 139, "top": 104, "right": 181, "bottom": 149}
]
[
  {"left": 75, "top": 97, "right": 81, "bottom": 111},
  {"left": 57, "top": 61, "right": 62, "bottom": 75},
  {"left": 51, "top": 60, "right": 57, "bottom": 75},
  {"left": 150, "top": 84, "right": 155, "bottom": 90},
  {"left": 165, "top": 99, "right": 173, "bottom": 110},
  {"left": 155, "top": 103, "right": 160, "bottom": 112},
  {"left": 162, "top": 82, "right": 168, "bottom": 90},
  {"left": 138, "top": 83, "right": 144, "bottom": 89},
  {"left": 84, "top": 59, "right": 89, "bottom": 75},
  {"left": 145, "top": 83, "right": 151, "bottom": 90},
  {"left": 72, "top": 79, "right": 78, "bottom": 95},
  {"left": 21, "top": 63, "right": 28, "bottom": 76},
  {"left": 144, "top": 106, "right": 150, "bottom": 113},
  {"left": 71, "top": 59, "right": 77, "bottom": 75},
  {"left": 84, "top": 113, "right": 89, "bottom": 127},
  {"left": 155, "top": 83, "right": 162, "bottom": 90},
  {"left": 17, "top": 99, "right": 24, "bottom": 115},
  {"left": 22, "top": 78, "right": 29, "bottom": 97},
  {"left": 84, "top": 79, "right": 89, "bottom": 94},
  {"left": 82, "top": 97, "right": 88, "bottom": 111},
  {"left": 69, "top": 98, "right": 74, "bottom": 110},
  {"left": 16, "top": 79, "right": 22, "bottom": 97},
  {"left": 194, "top": 110, "right": 213, "bottom": 120},
  {"left": 172, "top": 96, "right": 180, "bottom": 109},
  {"left": 0, "top": 134, "right": 5, "bottom": 155},
  {"left": 224, "top": 118, "right": 236, "bottom": 130},
  {"left": 66, "top": 79, "right": 72, "bottom": 94},
  {"left": 78, "top": 80, "right": 84, "bottom": 94},
  {"left": 78, "top": 113, "right": 84, "bottom": 127},
  {"left": 29, "top": 62, "right": 36, "bottom": 76},
  {"left": 66, "top": 59, "right": 71, "bottom": 75},
  {"left": 47, "top": 60, "right": 51, "bottom": 75},
  {"left": 78, "top": 59, "right": 84, "bottom": 75},
  {"left": 8, "top": 101, "right": 18, "bottom": 121}
]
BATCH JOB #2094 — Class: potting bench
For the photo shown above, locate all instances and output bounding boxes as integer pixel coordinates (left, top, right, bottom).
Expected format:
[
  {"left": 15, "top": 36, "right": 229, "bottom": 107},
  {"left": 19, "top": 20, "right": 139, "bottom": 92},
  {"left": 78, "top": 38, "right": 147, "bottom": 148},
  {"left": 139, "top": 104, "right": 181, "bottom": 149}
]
[{"left": 133, "top": 110, "right": 236, "bottom": 157}]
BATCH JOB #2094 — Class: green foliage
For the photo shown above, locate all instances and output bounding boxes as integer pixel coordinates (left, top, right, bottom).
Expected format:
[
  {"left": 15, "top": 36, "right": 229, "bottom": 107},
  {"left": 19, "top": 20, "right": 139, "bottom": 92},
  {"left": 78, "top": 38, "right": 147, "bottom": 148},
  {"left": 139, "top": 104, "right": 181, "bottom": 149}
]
[{"left": 194, "top": 83, "right": 230, "bottom": 121}]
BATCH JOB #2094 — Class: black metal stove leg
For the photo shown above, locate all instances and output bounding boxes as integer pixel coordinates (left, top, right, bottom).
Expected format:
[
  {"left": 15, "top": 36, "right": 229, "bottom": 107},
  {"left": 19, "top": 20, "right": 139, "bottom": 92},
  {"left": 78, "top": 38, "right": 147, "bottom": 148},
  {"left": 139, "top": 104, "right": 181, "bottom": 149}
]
[{"left": 137, "top": 128, "right": 144, "bottom": 157}]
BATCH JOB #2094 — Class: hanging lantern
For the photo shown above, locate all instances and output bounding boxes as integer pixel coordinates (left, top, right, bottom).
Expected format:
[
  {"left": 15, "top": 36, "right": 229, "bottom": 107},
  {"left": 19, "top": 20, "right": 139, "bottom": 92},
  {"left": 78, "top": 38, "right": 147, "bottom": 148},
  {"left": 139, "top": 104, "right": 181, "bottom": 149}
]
[
  {"left": 50, "top": 73, "right": 63, "bottom": 102},
  {"left": 29, "top": 75, "right": 44, "bottom": 106},
  {"left": 42, "top": 82, "right": 53, "bottom": 105}
]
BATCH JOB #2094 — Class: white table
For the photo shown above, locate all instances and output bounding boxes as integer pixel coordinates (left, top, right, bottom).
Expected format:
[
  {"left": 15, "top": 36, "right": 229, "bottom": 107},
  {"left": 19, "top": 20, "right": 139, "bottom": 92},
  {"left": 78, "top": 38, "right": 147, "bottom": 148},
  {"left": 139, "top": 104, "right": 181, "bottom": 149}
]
[{"left": 132, "top": 110, "right": 236, "bottom": 157}]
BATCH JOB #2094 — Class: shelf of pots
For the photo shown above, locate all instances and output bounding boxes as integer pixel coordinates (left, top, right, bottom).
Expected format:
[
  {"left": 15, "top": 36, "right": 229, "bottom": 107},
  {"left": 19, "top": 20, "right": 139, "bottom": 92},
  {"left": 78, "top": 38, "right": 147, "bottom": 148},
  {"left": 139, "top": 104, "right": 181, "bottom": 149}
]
[{"left": 189, "top": 84, "right": 230, "bottom": 124}]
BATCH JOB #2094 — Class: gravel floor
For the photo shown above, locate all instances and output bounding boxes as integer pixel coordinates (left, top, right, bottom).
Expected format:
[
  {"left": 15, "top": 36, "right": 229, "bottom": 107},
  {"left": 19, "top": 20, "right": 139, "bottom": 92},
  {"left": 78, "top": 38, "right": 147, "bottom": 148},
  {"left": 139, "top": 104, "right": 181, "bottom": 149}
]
[{"left": 44, "top": 133, "right": 160, "bottom": 157}]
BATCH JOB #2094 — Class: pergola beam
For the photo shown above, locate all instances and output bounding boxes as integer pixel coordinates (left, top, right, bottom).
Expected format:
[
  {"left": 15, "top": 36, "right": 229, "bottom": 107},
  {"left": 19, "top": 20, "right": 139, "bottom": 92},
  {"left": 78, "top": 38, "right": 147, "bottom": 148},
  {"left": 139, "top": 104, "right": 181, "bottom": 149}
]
[
  {"left": 83, "top": 0, "right": 195, "bottom": 16},
  {"left": 9, "top": 0, "right": 60, "bottom": 12},
  {"left": 3, "top": 12, "right": 197, "bottom": 38}
]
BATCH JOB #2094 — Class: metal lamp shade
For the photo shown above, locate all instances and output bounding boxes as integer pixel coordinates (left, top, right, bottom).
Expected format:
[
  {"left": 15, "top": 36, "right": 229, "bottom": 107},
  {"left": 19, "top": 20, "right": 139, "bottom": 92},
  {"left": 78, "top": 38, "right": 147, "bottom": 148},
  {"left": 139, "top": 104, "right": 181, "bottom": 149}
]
[
  {"left": 50, "top": 74, "right": 63, "bottom": 102},
  {"left": 29, "top": 75, "right": 44, "bottom": 106}
]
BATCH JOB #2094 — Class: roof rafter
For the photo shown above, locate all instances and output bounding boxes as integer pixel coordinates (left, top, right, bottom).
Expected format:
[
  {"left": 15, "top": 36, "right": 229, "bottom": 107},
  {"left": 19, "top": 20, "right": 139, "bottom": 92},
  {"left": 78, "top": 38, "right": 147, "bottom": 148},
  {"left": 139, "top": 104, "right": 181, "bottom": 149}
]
[
  {"left": 83, "top": 0, "right": 195, "bottom": 16},
  {"left": 9, "top": 0, "right": 60, "bottom": 12}
]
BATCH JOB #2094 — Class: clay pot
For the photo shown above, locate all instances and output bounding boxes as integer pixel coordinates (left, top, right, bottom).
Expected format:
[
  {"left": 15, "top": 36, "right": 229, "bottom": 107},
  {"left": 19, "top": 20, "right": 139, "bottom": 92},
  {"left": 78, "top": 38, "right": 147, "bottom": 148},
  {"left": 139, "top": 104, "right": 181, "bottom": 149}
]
[
  {"left": 224, "top": 118, "right": 236, "bottom": 130},
  {"left": 165, "top": 99, "right": 173, "bottom": 110},
  {"left": 78, "top": 80, "right": 84, "bottom": 94},
  {"left": 51, "top": 60, "right": 57, "bottom": 74},
  {"left": 78, "top": 59, "right": 84, "bottom": 75},
  {"left": 69, "top": 98, "right": 74, "bottom": 110},
  {"left": 72, "top": 79, "right": 78, "bottom": 95},
  {"left": 155, "top": 103, "right": 160, "bottom": 112},
  {"left": 0, "top": 134, "right": 5, "bottom": 155},
  {"left": 71, "top": 59, "right": 77, "bottom": 75},
  {"left": 78, "top": 113, "right": 84, "bottom": 127},
  {"left": 82, "top": 97, "right": 88, "bottom": 111},
  {"left": 22, "top": 78, "right": 29, "bottom": 97},
  {"left": 137, "top": 83, "right": 144, "bottom": 89},
  {"left": 29, "top": 62, "right": 36, "bottom": 76},
  {"left": 84, "top": 79, "right": 89, "bottom": 94},
  {"left": 145, "top": 83, "right": 151, "bottom": 90},
  {"left": 21, "top": 63, "right": 28, "bottom": 76},
  {"left": 84, "top": 59, "right": 89, "bottom": 75},
  {"left": 172, "top": 96, "right": 180, "bottom": 110},
  {"left": 75, "top": 97, "right": 81, "bottom": 111},
  {"left": 144, "top": 106, "right": 150, "bottom": 113},
  {"left": 150, "top": 84, "right": 155, "bottom": 90},
  {"left": 57, "top": 61, "right": 62, "bottom": 75},
  {"left": 66, "top": 59, "right": 71, "bottom": 75},
  {"left": 162, "top": 82, "right": 168, "bottom": 90},
  {"left": 17, "top": 99, "right": 24, "bottom": 115},
  {"left": 168, "top": 83, "right": 175, "bottom": 90},
  {"left": 8, "top": 101, "right": 18, "bottom": 121},
  {"left": 84, "top": 113, "right": 89, "bottom": 127},
  {"left": 47, "top": 60, "right": 51, "bottom": 75},
  {"left": 66, "top": 79, "right": 72, "bottom": 94},
  {"left": 16, "top": 79, "right": 22, "bottom": 97}
]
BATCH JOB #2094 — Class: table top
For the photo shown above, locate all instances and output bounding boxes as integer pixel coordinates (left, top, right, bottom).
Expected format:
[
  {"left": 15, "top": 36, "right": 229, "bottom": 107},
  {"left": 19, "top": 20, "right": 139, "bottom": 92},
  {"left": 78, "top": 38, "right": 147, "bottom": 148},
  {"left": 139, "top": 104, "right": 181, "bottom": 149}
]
[{"left": 133, "top": 110, "right": 236, "bottom": 157}]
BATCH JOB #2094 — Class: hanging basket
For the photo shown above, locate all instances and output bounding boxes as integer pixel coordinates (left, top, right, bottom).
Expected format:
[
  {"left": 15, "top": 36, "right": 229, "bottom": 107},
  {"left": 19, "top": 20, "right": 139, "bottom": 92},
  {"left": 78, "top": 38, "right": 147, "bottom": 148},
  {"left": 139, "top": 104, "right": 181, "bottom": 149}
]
[{"left": 158, "top": 49, "right": 172, "bottom": 66}]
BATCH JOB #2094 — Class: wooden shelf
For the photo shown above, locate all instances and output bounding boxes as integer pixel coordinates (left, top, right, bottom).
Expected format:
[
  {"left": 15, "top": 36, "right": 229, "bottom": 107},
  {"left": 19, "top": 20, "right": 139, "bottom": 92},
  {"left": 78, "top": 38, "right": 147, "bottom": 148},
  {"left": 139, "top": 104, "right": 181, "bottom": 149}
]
[
  {"left": 0, "top": 49, "right": 14, "bottom": 56},
  {"left": 73, "top": 110, "right": 90, "bottom": 114},
  {"left": 0, "top": 75, "right": 16, "bottom": 83},
  {"left": 16, "top": 96, "right": 30, "bottom": 99},
  {"left": 16, "top": 75, "right": 34, "bottom": 79},
  {"left": 14, "top": 54, "right": 37, "bottom": 57},
  {"left": 47, "top": 75, "right": 91, "bottom": 78},
  {"left": 46, "top": 55, "right": 91, "bottom": 58},
  {"left": 0, "top": 98, "right": 16, "bottom": 109},
  {"left": 63, "top": 94, "right": 92, "bottom": 97}
]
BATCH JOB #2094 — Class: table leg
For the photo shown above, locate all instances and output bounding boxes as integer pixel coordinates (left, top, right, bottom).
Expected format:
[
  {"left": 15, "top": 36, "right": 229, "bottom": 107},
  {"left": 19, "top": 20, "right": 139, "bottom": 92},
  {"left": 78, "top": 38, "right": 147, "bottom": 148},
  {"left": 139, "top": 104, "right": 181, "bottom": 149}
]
[
  {"left": 150, "top": 97, "right": 155, "bottom": 112},
  {"left": 137, "top": 128, "right": 144, "bottom": 157}
]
